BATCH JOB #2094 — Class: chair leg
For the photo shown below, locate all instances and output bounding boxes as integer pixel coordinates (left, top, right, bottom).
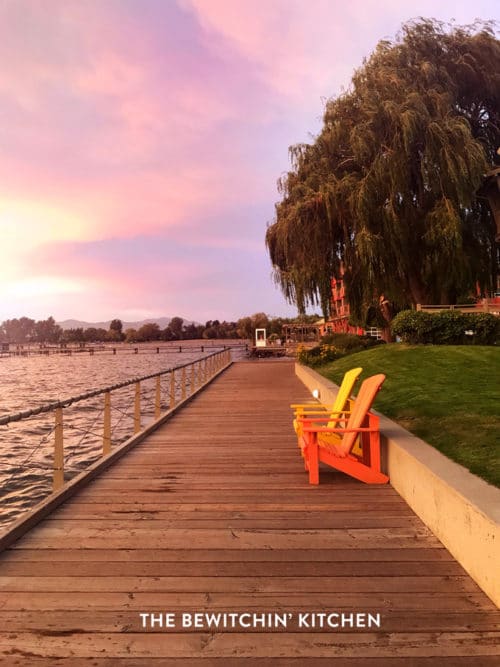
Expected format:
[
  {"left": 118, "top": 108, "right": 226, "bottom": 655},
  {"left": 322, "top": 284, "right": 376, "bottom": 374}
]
[
  {"left": 371, "top": 431, "right": 381, "bottom": 472},
  {"left": 307, "top": 435, "right": 319, "bottom": 485}
]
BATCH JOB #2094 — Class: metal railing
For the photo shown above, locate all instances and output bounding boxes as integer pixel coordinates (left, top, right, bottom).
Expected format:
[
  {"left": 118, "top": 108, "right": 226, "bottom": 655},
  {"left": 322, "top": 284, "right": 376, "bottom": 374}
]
[
  {"left": 416, "top": 301, "right": 500, "bottom": 314},
  {"left": 0, "top": 348, "right": 231, "bottom": 494}
]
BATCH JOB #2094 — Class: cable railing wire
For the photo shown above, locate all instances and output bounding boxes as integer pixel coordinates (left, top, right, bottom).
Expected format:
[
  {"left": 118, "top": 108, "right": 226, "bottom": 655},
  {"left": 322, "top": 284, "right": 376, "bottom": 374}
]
[
  {"left": 0, "top": 349, "right": 225, "bottom": 427},
  {"left": 0, "top": 349, "right": 231, "bottom": 529}
]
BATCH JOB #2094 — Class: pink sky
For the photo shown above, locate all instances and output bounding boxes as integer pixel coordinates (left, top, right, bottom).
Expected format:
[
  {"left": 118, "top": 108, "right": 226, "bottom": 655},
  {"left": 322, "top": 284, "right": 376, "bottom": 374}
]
[{"left": 1, "top": 0, "right": 498, "bottom": 323}]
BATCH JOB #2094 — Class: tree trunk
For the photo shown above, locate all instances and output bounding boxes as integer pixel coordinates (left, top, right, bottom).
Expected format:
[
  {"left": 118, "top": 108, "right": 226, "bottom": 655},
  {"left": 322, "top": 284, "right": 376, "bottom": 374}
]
[
  {"left": 378, "top": 296, "right": 394, "bottom": 343},
  {"left": 408, "top": 273, "right": 427, "bottom": 308}
]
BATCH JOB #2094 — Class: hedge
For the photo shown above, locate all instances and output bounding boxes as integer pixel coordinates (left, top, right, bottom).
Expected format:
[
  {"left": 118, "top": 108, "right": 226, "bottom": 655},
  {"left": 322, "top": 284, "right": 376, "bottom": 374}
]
[{"left": 391, "top": 310, "right": 500, "bottom": 345}]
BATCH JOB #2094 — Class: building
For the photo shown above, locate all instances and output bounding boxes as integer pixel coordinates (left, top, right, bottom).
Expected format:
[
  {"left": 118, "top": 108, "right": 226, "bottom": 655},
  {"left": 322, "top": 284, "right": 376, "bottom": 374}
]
[{"left": 320, "top": 276, "right": 366, "bottom": 337}]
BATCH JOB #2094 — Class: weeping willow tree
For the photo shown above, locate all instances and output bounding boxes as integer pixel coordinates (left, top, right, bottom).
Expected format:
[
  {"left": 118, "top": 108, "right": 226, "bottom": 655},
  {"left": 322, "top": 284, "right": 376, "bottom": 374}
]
[{"left": 266, "top": 19, "right": 500, "bottom": 323}]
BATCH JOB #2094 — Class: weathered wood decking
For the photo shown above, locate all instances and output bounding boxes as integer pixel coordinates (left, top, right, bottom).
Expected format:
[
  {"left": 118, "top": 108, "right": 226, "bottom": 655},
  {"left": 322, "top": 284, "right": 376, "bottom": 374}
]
[{"left": 0, "top": 361, "right": 498, "bottom": 664}]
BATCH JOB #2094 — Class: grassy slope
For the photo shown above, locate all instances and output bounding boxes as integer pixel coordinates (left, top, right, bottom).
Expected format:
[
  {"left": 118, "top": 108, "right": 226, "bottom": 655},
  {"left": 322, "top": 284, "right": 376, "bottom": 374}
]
[{"left": 314, "top": 345, "right": 500, "bottom": 488}]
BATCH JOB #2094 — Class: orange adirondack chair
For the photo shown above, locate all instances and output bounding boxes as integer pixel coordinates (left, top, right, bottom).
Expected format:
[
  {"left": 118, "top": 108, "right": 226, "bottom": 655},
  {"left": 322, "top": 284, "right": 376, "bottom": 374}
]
[
  {"left": 291, "top": 367, "right": 362, "bottom": 449},
  {"left": 298, "top": 374, "right": 388, "bottom": 485}
]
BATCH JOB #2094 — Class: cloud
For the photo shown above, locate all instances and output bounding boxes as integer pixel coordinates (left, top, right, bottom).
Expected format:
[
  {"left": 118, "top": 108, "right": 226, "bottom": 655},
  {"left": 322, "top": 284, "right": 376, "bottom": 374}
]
[
  {"left": 0, "top": 0, "right": 281, "bottom": 248},
  {"left": 182, "top": 0, "right": 500, "bottom": 104},
  {"left": 181, "top": 0, "right": 369, "bottom": 102},
  {"left": 16, "top": 232, "right": 288, "bottom": 321},
  {"left": 0, "top": 0, "right": 498, "bottom": 322}
]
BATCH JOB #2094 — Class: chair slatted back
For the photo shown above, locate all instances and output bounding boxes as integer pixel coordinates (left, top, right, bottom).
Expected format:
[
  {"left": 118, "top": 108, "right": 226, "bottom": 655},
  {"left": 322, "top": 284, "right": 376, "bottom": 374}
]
[
  {"left": 326, "top": 367, "right": 362, "bottom": 428},
  {"left": 335, "top": 374, "right": 385, "bottom": 456}
]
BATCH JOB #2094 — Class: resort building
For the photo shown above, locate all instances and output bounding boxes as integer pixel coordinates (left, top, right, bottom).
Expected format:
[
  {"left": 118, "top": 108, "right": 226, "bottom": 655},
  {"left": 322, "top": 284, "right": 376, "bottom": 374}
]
[{"left": 322, "top": 276, "right": 365, "bottom": 336}]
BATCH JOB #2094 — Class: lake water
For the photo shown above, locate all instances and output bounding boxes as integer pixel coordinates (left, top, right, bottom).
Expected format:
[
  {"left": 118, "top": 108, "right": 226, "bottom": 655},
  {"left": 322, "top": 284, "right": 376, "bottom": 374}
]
[{"left": 0, "top": 341, "right": 247, "bottom": 532}]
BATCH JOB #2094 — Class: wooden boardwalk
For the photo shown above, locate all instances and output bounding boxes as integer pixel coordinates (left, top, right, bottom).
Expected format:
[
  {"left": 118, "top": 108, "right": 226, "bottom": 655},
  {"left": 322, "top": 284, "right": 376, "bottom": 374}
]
[{"left": 0, "top": 361, "right": 498, "bottom": 664}]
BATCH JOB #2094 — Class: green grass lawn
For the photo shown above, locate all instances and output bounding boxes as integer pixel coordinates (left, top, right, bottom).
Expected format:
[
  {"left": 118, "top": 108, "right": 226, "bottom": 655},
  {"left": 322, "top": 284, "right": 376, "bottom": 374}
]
[{"left": 314, "top": 345, "right": 500, "bottom": 488}]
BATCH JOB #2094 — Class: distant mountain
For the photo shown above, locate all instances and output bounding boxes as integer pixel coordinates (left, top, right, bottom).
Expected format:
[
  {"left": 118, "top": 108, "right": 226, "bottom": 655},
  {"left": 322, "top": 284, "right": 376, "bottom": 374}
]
[{"left": 57, "top": 317, "right": 199, "bottom": 331}]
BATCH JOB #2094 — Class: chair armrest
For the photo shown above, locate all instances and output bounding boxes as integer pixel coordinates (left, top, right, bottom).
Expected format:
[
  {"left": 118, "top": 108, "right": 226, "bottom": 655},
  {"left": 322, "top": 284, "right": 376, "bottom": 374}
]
[
  {"left": 297, "top": 413, "right": 352, "bottom": 423},
  {"left": 303, "top": 425, "right": 379, "bottom": 434},
  {"left": 293, "top": 410, "right": 347, "bottom": 415},
  {"left": 290, "top": 402, "right": 323, "bottom": 409}
]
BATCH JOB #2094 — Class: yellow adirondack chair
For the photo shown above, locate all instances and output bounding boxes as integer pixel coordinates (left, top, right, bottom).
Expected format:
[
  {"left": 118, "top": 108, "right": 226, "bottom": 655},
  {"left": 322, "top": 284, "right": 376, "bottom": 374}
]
[
  {"left": 298, "top": 373, "right": 388, "bottom": 485},
  {"left": 291, "top": 367, "right": 362, "bottom": 449}
]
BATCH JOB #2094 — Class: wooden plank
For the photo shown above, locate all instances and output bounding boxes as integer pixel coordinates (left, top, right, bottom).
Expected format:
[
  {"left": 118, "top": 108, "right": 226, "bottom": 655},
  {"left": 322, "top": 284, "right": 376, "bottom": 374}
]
[
  {"left": 11, "top": 526, "right": 442, "bottom": 550},
  {"left": 0, "top": 631, "right": 499, "bottom": 658},
  {"left": 0, "top": 547, "right": 455, "bottom": 562},
  {"left": 0, "top": 560, "right": 466, "bottom": 577},
  {"left": 50, "top": 503, "right": 416, "bottom": 515},
  {"left": 0, "top": 658, "right": 498, "bottom": 667},
  {"left": 43, "top": 479, "right": 403, "bottom": 490},
  {"left": 0, "top": 574, "right": 481, "bottom": 593},
  {"left": 54, "top": 491, "right": 429, "bottom": 504},
  {"left": 0, "top": 659, "right": 498, "bottom": 667},
  {"left": 35, "top": 516, "right": 423, "bottom": 529},
  {"left": 0, "top": 591, "right": 495, "bottom": 612}
]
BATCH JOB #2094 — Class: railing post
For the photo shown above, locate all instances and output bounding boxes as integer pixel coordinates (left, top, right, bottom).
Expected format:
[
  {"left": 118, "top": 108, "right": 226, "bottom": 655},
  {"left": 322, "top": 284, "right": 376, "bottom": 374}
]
[
  {"left": 190, "top": 362, "right": 195, "bottom": 395},
  {"left": 103, "top": 391, "right": 111, "bottom": 455},
  {"left": 134, "top": 381, "right": 141, "bottom": 433},
  {"left": 181, "top": 367, "right": 186, "bottom": 400},
  {"left": 155, "top": 375, "right": 161, "bottom": 419},
  {"left": 170, "top": 369, "right": 176, "bottom": 408},
  {"left": 53, "top": 407, "right": 64, "bottom": 491}
]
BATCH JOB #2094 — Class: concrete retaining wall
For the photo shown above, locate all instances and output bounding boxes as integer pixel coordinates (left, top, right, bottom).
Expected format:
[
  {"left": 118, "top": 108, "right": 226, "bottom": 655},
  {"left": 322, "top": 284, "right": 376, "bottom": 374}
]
[{"left": 295, "top": 363, "right": 500, "bottom": 607}]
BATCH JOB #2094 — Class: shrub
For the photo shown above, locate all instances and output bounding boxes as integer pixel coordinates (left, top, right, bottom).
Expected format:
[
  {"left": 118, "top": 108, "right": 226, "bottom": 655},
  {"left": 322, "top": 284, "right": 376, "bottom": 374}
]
[
  {"left": 432, "top": 311, "right": 468, "bottom": 345},
  {"left": 463, "top": 312, "right": 500, "bottom": 345},
  {"left": 320, "top": 332, "right": 384, "bottom": 353},
  {"left": 391, "top": 309, "right": 500, "bottom": 345},
  {"left": 390, "top": 310, "right": 436, "bottom": 344},
  {"left": 296, "top": 343, "right": 339, "bottom": 366}
]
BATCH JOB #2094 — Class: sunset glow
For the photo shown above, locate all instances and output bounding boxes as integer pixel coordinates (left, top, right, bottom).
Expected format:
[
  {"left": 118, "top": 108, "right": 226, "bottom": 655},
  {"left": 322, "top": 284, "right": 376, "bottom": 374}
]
[{"left": 1, "top": 0, "right": 498, "bottom": 322}]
